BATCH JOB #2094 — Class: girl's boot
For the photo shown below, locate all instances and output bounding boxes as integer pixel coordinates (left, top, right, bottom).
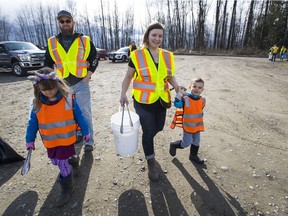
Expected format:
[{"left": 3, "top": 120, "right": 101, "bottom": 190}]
[
  {"left": 189, "top": 144, "right": 204, "bottom": 165},
  {"left": 169, "top": 140, "right": 183, "bottom": 156},
  {"left": 68, "top": 155, "right": 80, "bottom": 177},
  {"left": 55, "top": 173, "right": 74, "bottom": 207}
]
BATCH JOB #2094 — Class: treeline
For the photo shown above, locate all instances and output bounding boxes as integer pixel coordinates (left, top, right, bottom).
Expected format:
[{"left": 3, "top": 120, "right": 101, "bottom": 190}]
[{"left": 0, "top": 0, "right": 287, "bottom": 53}]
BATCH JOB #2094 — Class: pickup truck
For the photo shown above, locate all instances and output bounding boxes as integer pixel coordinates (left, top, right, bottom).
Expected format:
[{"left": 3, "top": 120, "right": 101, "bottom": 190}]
[{"left": 0, "top": 41, "right": 45, "bottom": 76}]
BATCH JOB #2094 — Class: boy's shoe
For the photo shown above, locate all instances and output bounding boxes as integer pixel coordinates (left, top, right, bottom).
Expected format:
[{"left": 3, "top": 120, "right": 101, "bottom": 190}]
[
  {"left": 189, "top": 155, "right": 204, "bottom": 165},
  {"left": 84, "top": 145, "right": 93, "bottom": 152},
  {"left": 189, "top": 144, "right": 204, "bottom": 165},
  {"left": 169, "top": 140, "right": 182, "bottom": 156}
]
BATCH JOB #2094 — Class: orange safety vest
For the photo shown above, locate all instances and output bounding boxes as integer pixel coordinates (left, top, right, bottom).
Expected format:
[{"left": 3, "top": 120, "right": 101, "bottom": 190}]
[
  {"left": 171, "top": 96, "right": 206, "bottom": 133},
  {"left": 36, "top": 97, "right": 77, "bottom": 148},
  {"left": 130, "top": 48, "right": 175, "bottom": 104},
  {"left": 170, "top": 108, "right": 183, "bottom": 129},
  {"left": 47, "top": 36, "right": 91, "bottom": 78},
  {"left": 182, "top": 96, "right": 205, "bottom": 133}
]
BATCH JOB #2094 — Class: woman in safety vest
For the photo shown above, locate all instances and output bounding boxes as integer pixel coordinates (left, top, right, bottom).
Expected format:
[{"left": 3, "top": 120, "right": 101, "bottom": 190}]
[
  {"left": 120, "top": 22, "right": 180, "bottom": 181},
  {"left": 170, "top": 78, "right": 206, "bottom": 165},
  {"left": 269, "top": 44, "right": 279, "bottom": 62},
  {"left": 25, "top": 67, "right": 90, "bottom": 207}
]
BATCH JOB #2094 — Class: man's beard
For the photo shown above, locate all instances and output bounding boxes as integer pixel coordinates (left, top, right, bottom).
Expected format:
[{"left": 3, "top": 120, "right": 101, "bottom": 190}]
[{"left": 60, "top": 27, "right": 73, "bottom": 36}]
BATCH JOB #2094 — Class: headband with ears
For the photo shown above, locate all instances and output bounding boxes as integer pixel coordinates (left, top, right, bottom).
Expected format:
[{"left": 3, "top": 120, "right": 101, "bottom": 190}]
[{"left": 27, "top": 71, "right": 59, "bottom": 85}]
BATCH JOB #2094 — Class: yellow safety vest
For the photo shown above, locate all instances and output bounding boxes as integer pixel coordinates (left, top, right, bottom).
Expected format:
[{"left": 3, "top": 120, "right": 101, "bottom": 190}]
[
  {"left": 47, "top": 36, "right": 91, "bottom": 78},
  {"left": 130, "top": 48, "right": 175, "bottom": 104}
]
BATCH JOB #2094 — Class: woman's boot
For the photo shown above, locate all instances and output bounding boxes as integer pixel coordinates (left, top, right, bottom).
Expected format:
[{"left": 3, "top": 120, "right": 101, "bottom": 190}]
[
  {"left": 55, "top": 173, "right": 74, "bottom": 207},
  {"left": 169, "top": 140, "right": 183, "bottom": 156},
  {"left": 189, "top": 144, "right": 204, "bottom": 165},
  {"left": 147, "top": 158, "right": 159, "bottom": 181}
]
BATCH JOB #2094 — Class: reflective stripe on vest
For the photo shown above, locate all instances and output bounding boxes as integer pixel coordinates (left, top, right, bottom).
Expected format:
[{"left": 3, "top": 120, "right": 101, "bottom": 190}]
[
  {"left": 170, "top": 108, "right": 183, "bottom": 129},
  {"left": 36, "top": 97, "right": 76, "bottom": 148},
  {"left": 131, "top": 48, "right": 175, "bottom": 104},
  {"left": 48, "top": 36, "right": 90, "bottom": 78},
  {"left": 162, "top": 51, "right": 172, "bottom": 77},
  {"left": 50, "top": 37, "right": 64, "bottom": 77},
  {"left": 182, "top": 96, "right": 205, "bottom": 133}
]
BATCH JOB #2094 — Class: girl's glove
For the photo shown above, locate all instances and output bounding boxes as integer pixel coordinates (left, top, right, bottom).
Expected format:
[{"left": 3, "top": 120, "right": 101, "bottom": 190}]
[
  {"left": 83, "top": 133, "right": 91, "bottom": 142},
  {"left": 26, "top": 142, "right": 35, "bottom": 150}
]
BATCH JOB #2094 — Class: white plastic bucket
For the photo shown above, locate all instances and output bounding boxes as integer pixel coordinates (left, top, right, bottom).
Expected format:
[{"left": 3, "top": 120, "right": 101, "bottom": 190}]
[{"left": 111, "top": 110, "right": 140, "bottom": 156}]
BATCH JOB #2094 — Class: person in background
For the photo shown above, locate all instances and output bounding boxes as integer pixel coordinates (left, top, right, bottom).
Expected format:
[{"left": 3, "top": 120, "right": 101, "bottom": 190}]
[
  {"left": 44, "top": 10, "right": 97, "bottom": 157},
  {"left": 170, "top": 78, "right": 206, "bottom": 165},
  {"left": 128, "top": 40, "right": 139, "bottom": 56},
  {"left": 25, "top": 67, "right": 90, "bottom": 207},
  {"left": 120, "top": 22, "right": 180, "bottom": 181},
  {"left": 279, "top": 45, "right": 287, "bottom": 61},
  {"left": 269, "top": 44, "right": 279, "bottom": 62}
]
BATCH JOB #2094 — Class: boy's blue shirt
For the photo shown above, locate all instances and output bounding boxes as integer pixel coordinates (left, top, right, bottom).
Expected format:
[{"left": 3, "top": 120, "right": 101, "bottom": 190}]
[
  {"left": 26, "top": 92, "right": 89, "bottom": 143},
  {"left": 174, "top": 92, "right": 201, "bottom": 108}
]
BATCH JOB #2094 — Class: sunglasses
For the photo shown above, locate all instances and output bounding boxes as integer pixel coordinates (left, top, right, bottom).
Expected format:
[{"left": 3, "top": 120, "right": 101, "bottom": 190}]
[{"left": 59, "top": 19, "right": 72, "bottom": 24}]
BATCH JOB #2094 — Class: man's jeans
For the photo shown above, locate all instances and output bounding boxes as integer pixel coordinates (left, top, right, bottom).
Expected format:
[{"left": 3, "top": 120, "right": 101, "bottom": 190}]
[{"left": 70, "top": 81, "right": 94, "bottom": 146}]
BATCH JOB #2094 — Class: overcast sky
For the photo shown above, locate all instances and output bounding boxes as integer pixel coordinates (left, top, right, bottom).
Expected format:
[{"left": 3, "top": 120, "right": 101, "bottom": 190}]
[{"left": 0, "top": 0, "right": 138, "bottom": 18}]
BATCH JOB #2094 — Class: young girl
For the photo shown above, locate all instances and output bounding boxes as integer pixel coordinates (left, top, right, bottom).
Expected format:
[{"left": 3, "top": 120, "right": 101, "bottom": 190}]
[{"left": 25, "top": 67, "right": 90, "bottom": 207}]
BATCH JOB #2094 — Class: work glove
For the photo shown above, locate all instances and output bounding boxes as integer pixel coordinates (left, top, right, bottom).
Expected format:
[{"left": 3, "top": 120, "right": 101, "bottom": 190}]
[
  {"left": 26, "top": 142, "right": 35, "bottom": 150},
  {"left": 83, "top": 133, "right": 91, "bottom": 142},
  {"left": 176, "top": 92, "right": 184, "bottom": 100},
  {"left": 175, "top": 85, "right": 187, "bottom": 100}
]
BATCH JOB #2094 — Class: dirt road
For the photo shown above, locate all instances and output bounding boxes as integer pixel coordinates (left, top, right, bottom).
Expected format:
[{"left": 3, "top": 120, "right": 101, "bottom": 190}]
[{"left": 0, "top": 55, "right": 287, "bottom": 215}]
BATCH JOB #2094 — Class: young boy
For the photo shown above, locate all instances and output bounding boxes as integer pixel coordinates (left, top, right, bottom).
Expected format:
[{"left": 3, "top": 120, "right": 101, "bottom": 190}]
[{"left": 170, "top": 78, "right": 206, "bottom": 164}]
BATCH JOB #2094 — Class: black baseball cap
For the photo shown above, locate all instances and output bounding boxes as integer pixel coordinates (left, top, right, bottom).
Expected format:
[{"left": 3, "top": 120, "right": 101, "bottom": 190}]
[{"left": 57, "top": 10, "right": 73, "bottom": 20}]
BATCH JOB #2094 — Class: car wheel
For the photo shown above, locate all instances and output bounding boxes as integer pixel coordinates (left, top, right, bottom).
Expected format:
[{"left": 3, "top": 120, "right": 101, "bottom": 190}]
[
  {"left": 121, "top": 56, "right": 127, "bottom": 62},
  {"left": 12, "top": 62, "right": 27, "bottom": 76},
  {"left": 112, "top": 59, "right": 116, "bottom": 63}
]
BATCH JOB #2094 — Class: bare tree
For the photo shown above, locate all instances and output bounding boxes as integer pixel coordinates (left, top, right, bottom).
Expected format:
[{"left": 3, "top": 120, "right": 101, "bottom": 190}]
[
  {"left": 243, "top": 0, "right": 255, "bottom": 47},
  {"left": 113, "top": 1, "right": 120, "bottom": 49},
  {"left": 213, "top": 0, "right": 221, "bottom": 49},
  {"left": 195, "top": 0, "right": 207, "bottom": 50},
  {"left": 107, "top": 0, "right": 114, "bottom": 50},
  {"left": 99, "top": 0, "right": 108, "bottom": 49},
  {"left": 123, "top": 6, "right": 134, "bottom": 46},
  {"left": 227, "top": 0, "right": 237, "bottom": 50},
  {"left": 219, "top": 0, "right": 228, "bottom": 49},
  {"left": 0, "top": 15, "right": 11, "bottom": 41},
  {"left": 167, "top": 0, "right": 175, "bottom": 50},
  {"left": 82, "top": 4, "right": 93, "bottom": 41}
]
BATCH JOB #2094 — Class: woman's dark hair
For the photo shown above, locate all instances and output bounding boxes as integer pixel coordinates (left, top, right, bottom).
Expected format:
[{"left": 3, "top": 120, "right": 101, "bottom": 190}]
[{"left": 142, "top": 21, "right": 164, "bottom": 48}]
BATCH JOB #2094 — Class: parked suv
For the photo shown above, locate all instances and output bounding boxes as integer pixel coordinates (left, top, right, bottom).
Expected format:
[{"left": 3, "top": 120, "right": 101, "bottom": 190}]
[
  {"left": 0, "top": 41, "right": 45, "bottom": 76},
  {"left": 109, "top": 47, "right": 129, "bottom": 62}
]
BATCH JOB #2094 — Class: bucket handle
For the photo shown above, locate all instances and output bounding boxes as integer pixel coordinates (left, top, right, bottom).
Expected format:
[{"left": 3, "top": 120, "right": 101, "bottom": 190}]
[{"left": 120, "top": 104, "right": 133, "bottom": 134}]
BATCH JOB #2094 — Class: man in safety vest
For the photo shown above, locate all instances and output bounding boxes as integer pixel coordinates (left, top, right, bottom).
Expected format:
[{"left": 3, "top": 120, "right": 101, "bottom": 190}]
[{"left": 44, "top": 10, "right": 98, "bottom": 158}]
